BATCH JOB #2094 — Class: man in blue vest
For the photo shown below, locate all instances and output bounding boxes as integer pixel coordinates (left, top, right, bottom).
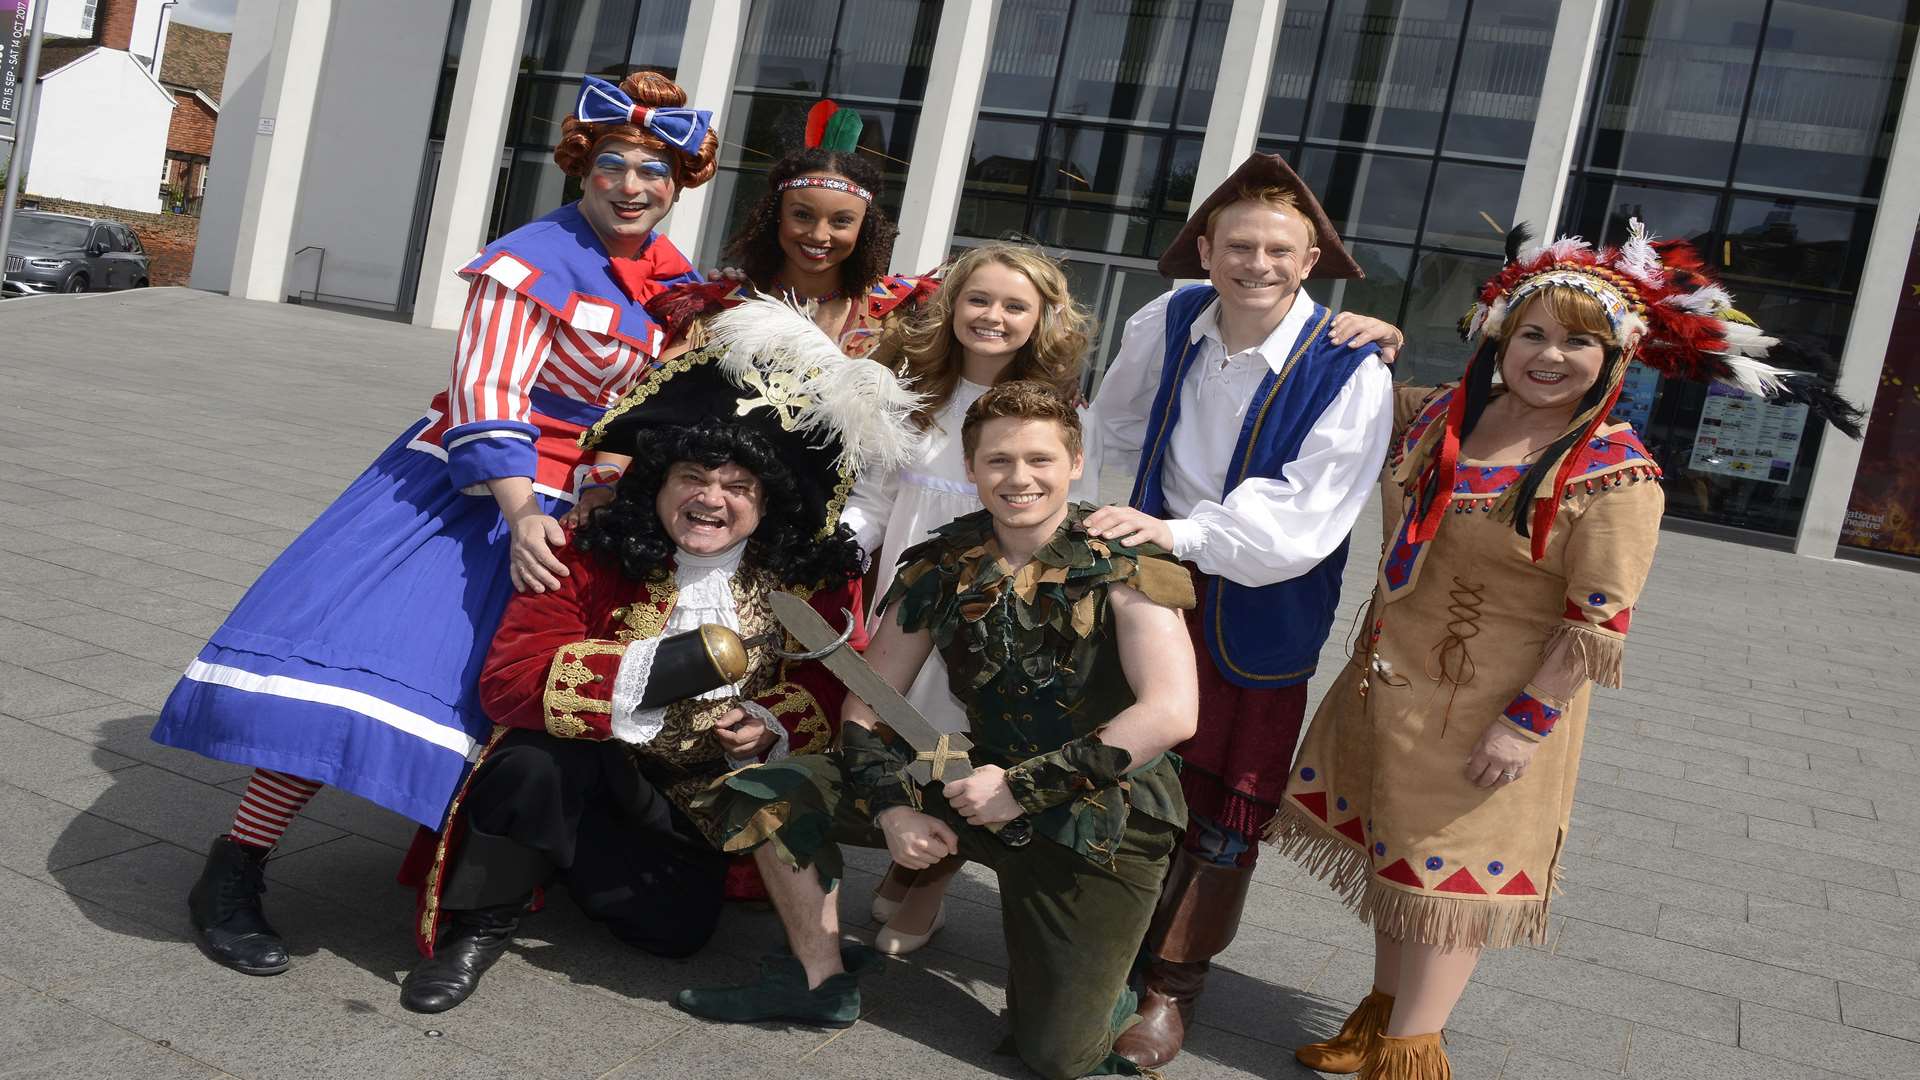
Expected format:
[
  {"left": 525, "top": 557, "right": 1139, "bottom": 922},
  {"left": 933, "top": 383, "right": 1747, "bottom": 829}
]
[{"left": 1087, "top": 153, "right": 1401, "bottom": 1069}]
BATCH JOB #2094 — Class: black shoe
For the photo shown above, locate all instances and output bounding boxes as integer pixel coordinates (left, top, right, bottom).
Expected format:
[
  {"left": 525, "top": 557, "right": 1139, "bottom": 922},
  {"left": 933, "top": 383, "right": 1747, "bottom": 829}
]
[
  {"left": 187, "top": 835, "right": 289, "bottom": 976},
  {"left": 399, "top": 902, "right": 523, "bottom": 1014}
]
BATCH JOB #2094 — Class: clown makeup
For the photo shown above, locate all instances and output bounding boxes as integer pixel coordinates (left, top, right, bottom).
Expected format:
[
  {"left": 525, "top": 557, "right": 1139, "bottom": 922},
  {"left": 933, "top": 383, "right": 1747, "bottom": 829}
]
[{"left": 578, "top": 139, "right": 676, "bottom": 257}]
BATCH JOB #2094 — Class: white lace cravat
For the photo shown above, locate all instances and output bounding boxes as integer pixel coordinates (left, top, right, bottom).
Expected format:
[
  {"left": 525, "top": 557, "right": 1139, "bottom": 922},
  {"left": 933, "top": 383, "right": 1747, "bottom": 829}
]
[{"left": 608, "top": 542, "right": 789, "bottom": 765}]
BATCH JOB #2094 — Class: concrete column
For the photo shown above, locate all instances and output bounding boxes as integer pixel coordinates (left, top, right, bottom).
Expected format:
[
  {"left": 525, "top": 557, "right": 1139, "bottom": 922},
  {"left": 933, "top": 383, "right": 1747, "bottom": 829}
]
[
  {"left": 889, "top": 0, "right": 1001, "bottom": 275},
  {"left": 1189, "top": 0, "right": 1285, "bottom": 207},
  {"left": 227, "top": 0, "right": 333, "bottom": 302},
  {"left": 1512, "top": 0, "right": 1605, "bottom": 234},
  {"left": 660, "top": 0, "right": 746, "bottom": 260},
  {"left": 1793, "top": 63, "right": 1920, "bottom": 558},
  {"left": 411, "top": 0, "right": 530, "bottom": 330},
  {"left": 188, "top": 0, "right": 276, "bottom": 291}
]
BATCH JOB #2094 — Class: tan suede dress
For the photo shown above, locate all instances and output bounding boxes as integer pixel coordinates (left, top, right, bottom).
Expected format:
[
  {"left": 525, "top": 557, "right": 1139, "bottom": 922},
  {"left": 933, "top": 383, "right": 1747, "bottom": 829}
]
[{"left": 1269, "top": 386, "right": 1664, "bottom": 949}]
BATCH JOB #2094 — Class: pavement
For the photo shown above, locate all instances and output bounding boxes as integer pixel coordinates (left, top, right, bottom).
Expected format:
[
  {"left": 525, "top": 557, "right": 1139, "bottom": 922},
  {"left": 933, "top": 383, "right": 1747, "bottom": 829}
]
[{"left": 1, "top": 288, "right": 1918, "bottom": 1080}]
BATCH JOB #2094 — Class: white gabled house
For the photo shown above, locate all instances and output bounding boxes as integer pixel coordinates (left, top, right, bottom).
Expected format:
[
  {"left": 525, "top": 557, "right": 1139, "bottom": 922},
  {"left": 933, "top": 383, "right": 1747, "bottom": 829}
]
[{"left": 17, "top": 0, "right": 177, "bottom": 213}]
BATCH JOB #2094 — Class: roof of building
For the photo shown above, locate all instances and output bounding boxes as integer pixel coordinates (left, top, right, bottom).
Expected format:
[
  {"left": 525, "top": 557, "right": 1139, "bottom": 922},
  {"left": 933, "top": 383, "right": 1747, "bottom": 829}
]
[
  {"left": 33, "top": 38, "right": 98, "bottom": 78},
  {"left": 160, "top": 22, "right": 230, "bottom": 104}
]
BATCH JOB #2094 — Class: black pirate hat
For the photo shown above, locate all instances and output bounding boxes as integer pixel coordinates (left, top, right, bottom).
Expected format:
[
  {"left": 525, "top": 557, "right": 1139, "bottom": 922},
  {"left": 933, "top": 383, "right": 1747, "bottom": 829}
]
[{"left": 580, "top": 297, "right": 921, "bottom": 536}]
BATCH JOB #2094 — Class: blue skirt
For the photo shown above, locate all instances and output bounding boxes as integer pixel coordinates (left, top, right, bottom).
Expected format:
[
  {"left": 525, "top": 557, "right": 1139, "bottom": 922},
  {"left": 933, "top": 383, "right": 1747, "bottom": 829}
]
[{"left": 153, "top": 403, "right": 586, "bottom": 829}]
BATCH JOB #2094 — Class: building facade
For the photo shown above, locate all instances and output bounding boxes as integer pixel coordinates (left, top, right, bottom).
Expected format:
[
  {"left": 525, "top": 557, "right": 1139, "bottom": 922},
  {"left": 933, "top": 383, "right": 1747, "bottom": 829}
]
[{"left": 191, "top": 0, "right": 1920, "bottom": 566}]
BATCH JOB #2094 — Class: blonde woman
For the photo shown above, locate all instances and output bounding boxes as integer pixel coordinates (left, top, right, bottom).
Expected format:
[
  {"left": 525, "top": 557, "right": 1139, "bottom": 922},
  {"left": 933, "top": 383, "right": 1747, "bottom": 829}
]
[{"left": 839, "top": 241, "right": 1100, "bottom": 952}]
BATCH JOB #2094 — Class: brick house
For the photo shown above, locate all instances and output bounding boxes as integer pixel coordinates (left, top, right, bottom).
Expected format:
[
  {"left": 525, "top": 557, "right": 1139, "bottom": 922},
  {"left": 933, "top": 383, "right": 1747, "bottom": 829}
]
[{"left": 158, "top": 22, "right": 228, "bottom": 217}]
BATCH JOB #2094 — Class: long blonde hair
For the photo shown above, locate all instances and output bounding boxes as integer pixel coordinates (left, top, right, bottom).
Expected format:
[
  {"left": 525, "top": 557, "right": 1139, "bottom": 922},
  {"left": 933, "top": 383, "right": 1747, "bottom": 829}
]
[{"left": 873, "top": 242, "right": 1093, "bottom": 431}]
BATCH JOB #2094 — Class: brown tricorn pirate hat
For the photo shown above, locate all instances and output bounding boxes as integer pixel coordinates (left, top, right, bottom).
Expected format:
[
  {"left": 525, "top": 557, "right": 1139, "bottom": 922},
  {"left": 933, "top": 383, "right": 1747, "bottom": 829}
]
[{"left": 1156, "top": 152, "right": 1362, "bottom": 280}]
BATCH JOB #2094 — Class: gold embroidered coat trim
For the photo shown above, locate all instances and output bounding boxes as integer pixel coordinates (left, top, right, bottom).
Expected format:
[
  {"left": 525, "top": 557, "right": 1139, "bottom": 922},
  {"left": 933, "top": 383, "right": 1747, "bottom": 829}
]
[{"left": 542, "top": 640, "right": 627, "bottom": 738}]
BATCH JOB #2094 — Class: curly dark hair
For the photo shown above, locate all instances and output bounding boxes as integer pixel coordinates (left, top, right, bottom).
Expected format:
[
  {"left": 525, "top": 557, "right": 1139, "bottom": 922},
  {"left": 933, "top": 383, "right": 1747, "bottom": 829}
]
[
  {"left": 721, "top": 147, "right": 899, "bottom": 295},
  {"left": 572, "top": 417, "right": 865, "bottom": 592}
]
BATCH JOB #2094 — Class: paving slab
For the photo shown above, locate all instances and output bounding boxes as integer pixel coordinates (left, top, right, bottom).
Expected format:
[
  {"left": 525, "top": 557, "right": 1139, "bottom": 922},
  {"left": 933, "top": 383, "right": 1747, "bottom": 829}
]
[
  {"left": 1746, "top": 894, "right": 1920, "bottom": 962},
  {"left": 1622, "top": 1022, "right": 1858, "bottom": 1080},
  {"left": 0, "top": 867, "right": 181, "bottom": 992},
  {"left": 1654, "top": 905, "right": 1920, "bottom": 997},
  {"left": 1739, "top": 1001, "right": 1920, "bottom": 1077},
  {"left": 0, "top": 782, "right": 155, "bottom": 879},
  {"left": 20, "top": 702, "right": 250, "bottom": 786}
]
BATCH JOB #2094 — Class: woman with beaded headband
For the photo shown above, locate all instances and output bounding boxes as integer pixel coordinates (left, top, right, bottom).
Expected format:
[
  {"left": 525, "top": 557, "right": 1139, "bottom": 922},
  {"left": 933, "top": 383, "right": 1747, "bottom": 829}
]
[
  {"left": 152, "top": 69, "right": 718, "bottom": 978},
  {"left": 641, "top": 100, "right": 939, "bottom": 377},
  {"left": 1263, "top": 222, "right": 1862, "bottom": 1079}
]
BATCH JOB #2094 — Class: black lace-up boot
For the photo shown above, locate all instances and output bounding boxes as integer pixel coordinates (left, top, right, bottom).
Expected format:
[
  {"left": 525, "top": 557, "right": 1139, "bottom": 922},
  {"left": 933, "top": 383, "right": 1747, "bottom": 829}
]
[{"left": 187, "top": 835, "right": 290, "bottom": 975}]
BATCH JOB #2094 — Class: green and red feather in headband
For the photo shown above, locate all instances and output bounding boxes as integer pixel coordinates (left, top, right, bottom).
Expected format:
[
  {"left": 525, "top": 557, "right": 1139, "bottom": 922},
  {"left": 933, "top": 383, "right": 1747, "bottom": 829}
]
[
  {"left": 774, "top": 100, "right": 873, "bottom": 203},
  {"left": 1404, "top": 219, "right": 1865, "bottom": 562}
]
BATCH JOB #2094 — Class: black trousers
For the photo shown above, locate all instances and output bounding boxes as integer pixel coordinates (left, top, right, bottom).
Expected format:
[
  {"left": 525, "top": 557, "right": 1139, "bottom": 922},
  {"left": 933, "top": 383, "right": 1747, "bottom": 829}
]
[{"left": 443, "top": 728, "right": 728, "bottom": 958}]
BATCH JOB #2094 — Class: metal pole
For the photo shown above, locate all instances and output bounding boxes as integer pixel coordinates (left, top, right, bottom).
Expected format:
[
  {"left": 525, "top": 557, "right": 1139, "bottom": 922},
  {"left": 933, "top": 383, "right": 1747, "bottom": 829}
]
[{"left": 0, "top": 0, "right": 50, "bottom": 294}]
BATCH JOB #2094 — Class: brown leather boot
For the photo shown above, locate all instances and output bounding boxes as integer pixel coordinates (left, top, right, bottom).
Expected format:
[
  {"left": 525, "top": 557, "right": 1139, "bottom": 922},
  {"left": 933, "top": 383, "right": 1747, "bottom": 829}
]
[
  {"left": 1296, "top": 988, "right": 1395, "bottom": 1073},
  {"left": 1113, "top": 849, "right": 1254, "bottom": 1069},
  {"left": 1361, "top": 1032, "right": 1451, "bottom": 1080}
]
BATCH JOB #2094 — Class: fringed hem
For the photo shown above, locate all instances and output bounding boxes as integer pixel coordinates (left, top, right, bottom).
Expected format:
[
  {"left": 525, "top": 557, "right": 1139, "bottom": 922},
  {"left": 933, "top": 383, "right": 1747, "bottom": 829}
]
[
  {"left": 1266, "top": 801, "right": 1554, "bottom": 951},
  {"left": 1264, "top": 801, "right": 1372, "bottom": 906},
  {"left": 1544, "top": 621, "right": 1625, "bottom": 688},
  {"left": 1369, "top": 1033, "right": 1451, "bottom": 1079},
  {"left": 1359, "top": 879, "right": 1552, "bottom": 951}
]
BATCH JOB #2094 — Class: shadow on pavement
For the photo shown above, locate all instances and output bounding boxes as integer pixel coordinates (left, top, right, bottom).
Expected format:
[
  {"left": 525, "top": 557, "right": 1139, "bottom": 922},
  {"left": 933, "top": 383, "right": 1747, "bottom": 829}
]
[
  {"left": 45, "top": 716, "right": 1346, "bottom": 1076},
  {"left": 46, "top": 715, "right": 422, "bottom": 988}
]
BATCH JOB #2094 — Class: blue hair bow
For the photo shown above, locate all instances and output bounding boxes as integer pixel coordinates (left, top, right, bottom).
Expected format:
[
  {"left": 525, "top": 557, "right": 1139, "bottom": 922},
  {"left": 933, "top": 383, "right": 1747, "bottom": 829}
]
[{"left": 574, "top": 75, "right": 712, "bottom": 153}]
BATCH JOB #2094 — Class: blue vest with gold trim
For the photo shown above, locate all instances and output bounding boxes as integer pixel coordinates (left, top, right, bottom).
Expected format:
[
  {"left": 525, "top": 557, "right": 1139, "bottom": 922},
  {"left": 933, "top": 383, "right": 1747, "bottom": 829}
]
[{"left": 1127, "top": 284, "right": 1376, "bottom": 688}]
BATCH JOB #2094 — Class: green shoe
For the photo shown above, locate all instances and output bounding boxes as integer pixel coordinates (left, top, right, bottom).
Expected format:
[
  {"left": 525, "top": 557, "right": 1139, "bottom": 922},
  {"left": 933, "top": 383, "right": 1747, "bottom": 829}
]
[{"left": 674, "top": 951, "right": 867, "bottom": 1028}]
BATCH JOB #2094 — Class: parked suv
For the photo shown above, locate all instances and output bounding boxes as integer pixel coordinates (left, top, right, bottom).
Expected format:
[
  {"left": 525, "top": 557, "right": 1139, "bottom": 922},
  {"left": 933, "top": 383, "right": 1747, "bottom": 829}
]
[{"left": 1, "top": 212, "right": 152, "bottom": 297}]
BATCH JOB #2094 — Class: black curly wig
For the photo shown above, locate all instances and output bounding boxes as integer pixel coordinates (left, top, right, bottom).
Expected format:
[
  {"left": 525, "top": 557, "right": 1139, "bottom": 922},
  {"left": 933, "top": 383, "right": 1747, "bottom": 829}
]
[
  {"left": 572, "top": 417, "right": 865, "bottom": 592},
  {"left": 721, "top": 148, "right": 899, "bottom": 295}
]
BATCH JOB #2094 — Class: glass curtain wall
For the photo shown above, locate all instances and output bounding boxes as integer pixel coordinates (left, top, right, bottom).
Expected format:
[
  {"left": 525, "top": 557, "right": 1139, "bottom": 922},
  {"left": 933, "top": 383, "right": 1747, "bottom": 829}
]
[
  {"left": 1561, "top": 0, "right": 1919, "bottom": 538},
  {"left": 695, "top": 0, "right": 944, "bottom": 269},
  {"left": 1255, "top": 0, "right": 1558, "bottom": 387},
  {"left": 954, "top": 0, "right": 1232, "bottom": 384}
]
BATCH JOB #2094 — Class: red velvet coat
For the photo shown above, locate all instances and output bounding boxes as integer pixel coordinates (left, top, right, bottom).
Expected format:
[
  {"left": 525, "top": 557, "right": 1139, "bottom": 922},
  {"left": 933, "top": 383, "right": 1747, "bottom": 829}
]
[{"left": 407, "top": 537, "right": 859, "bottom": 953}]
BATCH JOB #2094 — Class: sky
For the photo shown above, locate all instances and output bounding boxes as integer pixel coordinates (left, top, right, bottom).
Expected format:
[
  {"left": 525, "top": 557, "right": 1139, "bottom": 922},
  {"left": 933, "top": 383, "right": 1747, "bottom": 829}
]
[{"left": 173, "top": 0, "right": 237, "bottom": 32}]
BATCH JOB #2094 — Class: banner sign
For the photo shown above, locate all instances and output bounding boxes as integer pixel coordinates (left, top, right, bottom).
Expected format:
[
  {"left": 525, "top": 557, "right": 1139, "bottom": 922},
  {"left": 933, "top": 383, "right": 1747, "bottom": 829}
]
[
  {"left": 1, "top": 0, "right": 27, "bottom": 127},
  {"left": 1841, "top": 226, "right": 1920, "bottom": 557}
]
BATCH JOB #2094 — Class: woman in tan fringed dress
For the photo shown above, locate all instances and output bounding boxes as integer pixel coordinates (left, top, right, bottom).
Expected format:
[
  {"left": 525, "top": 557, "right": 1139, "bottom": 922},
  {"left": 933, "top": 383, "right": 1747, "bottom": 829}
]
[{"left": 1267, "top": 221, "right": 1865, "bottom": 1080}]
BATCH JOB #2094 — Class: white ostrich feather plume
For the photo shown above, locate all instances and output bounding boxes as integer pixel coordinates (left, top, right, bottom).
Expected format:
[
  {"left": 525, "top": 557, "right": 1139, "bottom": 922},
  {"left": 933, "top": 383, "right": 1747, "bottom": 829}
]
[
  {"left": 1617, "top": 219, "right": 1664, "bottom": 285},
  {"left": 1718, "top": 320, "right": 1778, "bottom": 361},
  {"left": 1661, "top": 283, "right": 1733, "bottom": 316},
  {"left": 705, "top": 296, "right": 924, "bottom": 476},
  {"left": 1544, "top": 236, "right": 1590, "bottom": 262},
  {"left": 1720, "top": 354, "right": 1792, "bottom": 399}
]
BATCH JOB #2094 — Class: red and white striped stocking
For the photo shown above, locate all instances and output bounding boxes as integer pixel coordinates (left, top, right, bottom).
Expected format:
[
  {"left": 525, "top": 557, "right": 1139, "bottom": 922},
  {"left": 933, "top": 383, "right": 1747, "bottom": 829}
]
[{"left": 228, "top": 768, "right": 323, "bottom": 851}]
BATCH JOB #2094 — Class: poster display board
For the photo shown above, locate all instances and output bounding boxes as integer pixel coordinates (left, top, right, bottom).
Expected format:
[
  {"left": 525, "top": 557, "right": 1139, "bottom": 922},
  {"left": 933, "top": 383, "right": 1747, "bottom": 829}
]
[{"left": 1688, "top": 382, "right": 1808, "bottom": 485}]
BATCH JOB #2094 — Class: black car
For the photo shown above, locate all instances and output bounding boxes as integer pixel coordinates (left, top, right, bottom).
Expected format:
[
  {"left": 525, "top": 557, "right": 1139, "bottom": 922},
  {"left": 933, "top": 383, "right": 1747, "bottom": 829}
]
[{"left": 1, "top": 211, "right": 152, "bottom": 297}]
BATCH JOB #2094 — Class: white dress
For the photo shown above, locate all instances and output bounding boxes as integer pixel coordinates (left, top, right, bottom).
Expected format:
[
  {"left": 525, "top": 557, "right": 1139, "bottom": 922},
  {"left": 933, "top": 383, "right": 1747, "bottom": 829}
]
[{"left": 841, "top": 377, "right": 1103, "bottom": 733}]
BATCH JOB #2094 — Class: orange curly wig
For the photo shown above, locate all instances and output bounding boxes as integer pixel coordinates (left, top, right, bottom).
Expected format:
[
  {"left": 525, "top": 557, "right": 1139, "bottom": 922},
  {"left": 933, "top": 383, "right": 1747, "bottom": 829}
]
[{"left": 553, "top": 70, "right": 719, "bottom": 189}]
